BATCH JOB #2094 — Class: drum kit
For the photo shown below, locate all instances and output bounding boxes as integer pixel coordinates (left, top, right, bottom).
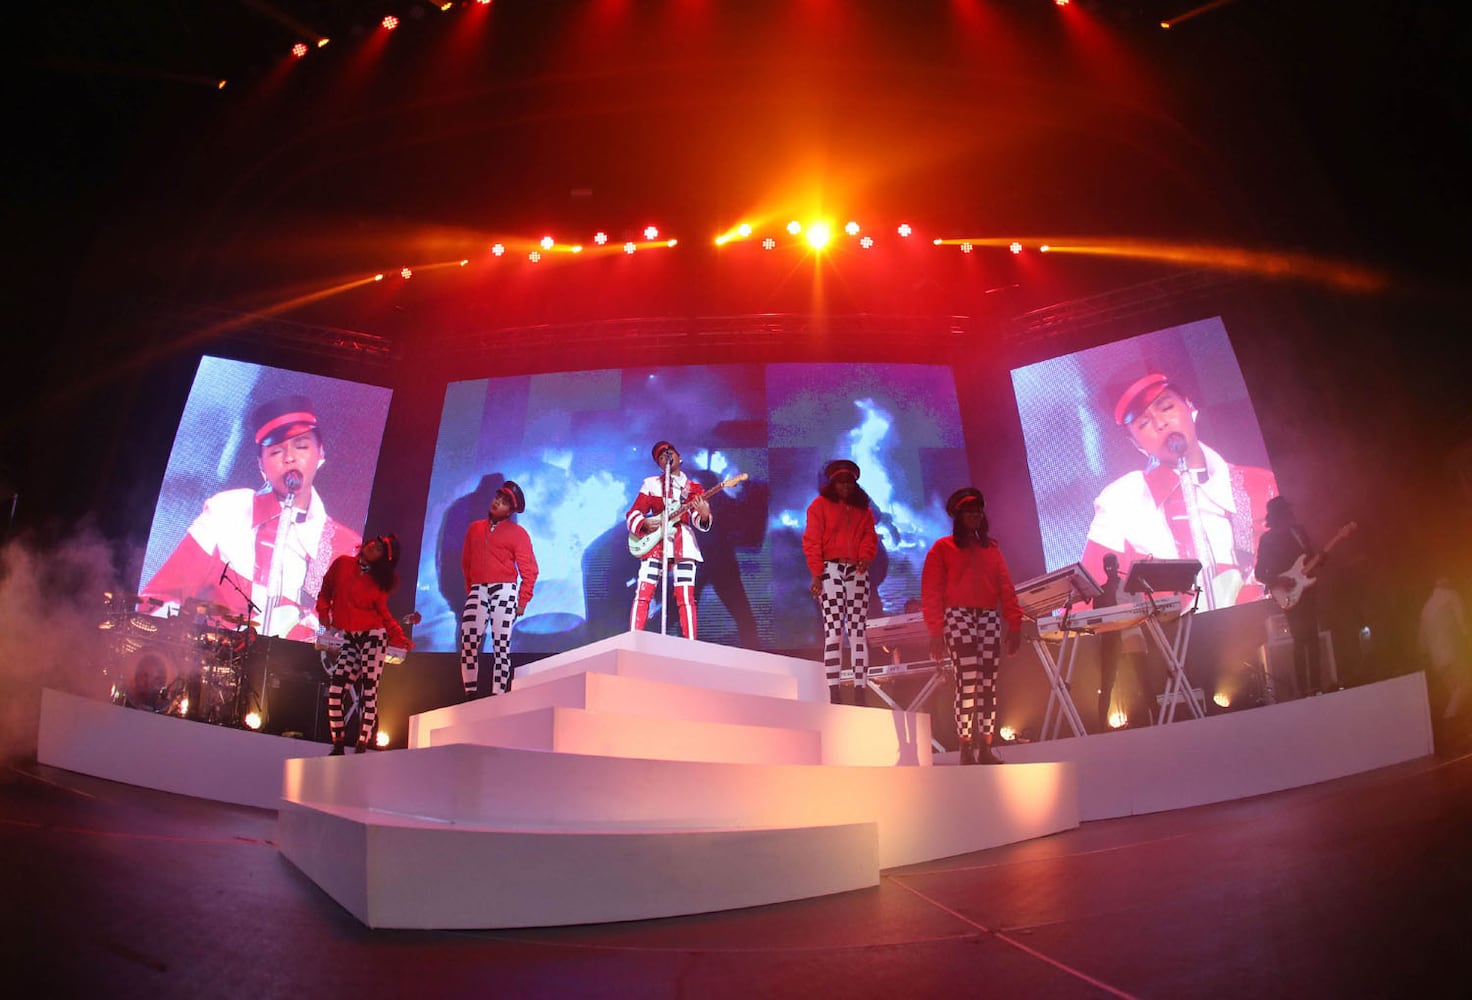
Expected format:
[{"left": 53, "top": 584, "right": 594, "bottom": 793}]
[{"left": 101, "top": 592, "right": 258, "bottom": 726}]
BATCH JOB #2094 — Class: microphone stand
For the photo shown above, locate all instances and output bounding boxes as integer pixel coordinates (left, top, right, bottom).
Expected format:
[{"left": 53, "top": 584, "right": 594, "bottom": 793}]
[
  {"left": 659, "top": 456, "right": 672, "bottom": 637},
  {"left": 1175, "top": 453, "right": 1219, "bottom": 611},
  {"left": 217, "top": 563, "right": 263, "bottom": 728}
]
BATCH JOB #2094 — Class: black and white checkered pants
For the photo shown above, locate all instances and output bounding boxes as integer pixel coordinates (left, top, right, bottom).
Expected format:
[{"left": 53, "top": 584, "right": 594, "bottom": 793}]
[
  {"left": 325, "top": 628, "right": 387, "bottom": 748},
  {"left": 819, "top": 560, "right": 870, "bottom": 688},
  {"left": 943, "top": 606, "right": 1003, "bottom": 744},
  {"left": 460, "top": 582, "right": 519, "bottom": 696}
]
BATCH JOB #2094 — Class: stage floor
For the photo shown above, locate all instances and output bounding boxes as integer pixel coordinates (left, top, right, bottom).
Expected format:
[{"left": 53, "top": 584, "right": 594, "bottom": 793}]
[{"left": 8, "top": 738, "right": 1472, "bottom": 998}]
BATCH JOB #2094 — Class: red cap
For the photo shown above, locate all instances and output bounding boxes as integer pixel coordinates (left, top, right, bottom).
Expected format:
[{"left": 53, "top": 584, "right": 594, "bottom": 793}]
[{"left": 1113, "top": 374, "right": 1172, "bottom": 426}]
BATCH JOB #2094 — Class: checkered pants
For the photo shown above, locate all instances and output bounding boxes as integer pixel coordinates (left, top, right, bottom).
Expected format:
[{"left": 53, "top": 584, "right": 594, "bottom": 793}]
[
  {"left": 819, "top": 560, "right": 870, "bottom": 688},
  {"left": 460, "top": 582, "right": 520, "bottom": 695},
  {"left": 943, "top": 607, "right": 1003, "bottom": 744},
  {"left": 325, "top": 628, "right": 387, "bottom": 747},
  {"left": 630, "top": 558, "right": 698, "bottom": 639}
]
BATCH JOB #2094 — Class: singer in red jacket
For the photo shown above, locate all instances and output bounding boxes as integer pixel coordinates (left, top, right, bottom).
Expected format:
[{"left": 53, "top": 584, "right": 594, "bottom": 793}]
[
  {"left": 316, "top": 533, "right": 413, "bottom": 754},
  {"left": 626, "top": 441, "right": 711, "bottom": 639},
  {"left": 802, "top": 459, "right": 880, "bottom": 701},
  {"left": 922, "top": 488, "right": 1023, "bottom": 765}
]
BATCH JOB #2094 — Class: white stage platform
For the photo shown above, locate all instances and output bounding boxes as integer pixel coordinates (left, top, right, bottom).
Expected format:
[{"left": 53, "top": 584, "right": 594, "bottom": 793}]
[{"left": 35, "top": 634, "right": 1435, "bottom": 930}]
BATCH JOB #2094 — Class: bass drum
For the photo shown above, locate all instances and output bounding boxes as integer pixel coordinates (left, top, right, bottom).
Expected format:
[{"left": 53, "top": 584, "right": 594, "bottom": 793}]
[{"left": 121, "top": 643, "right": 188, "bottom": 714}]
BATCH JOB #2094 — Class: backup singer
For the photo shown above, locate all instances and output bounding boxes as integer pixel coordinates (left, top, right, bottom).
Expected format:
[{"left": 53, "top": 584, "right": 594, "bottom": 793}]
[
  {"left": 923, "top": 488, "right": 1023, "bottom": 765},
  {"left": 460, "top": 481, "right": 538, "bottom": 698},
  {"left": 627, "top": 441, "right": 711, "bottom": 639},
  {"left": 802, "top": 459, "right": 880, "bottom": 703},
  {"left": 316, "top": 534, "right": 412, "bottom": 754}
]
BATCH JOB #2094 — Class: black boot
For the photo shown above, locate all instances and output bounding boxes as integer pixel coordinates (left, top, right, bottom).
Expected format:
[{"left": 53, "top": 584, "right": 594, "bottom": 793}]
[{"left": 328, "top": 742, "right": 344, "bottom": 757}]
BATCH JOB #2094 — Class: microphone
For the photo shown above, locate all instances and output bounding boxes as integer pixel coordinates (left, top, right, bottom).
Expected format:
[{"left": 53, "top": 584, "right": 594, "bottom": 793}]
[
  {"left": 1166, "top": 433, "right": 1188, "bottom": 459},
  {"left": 283, "top": 470, "right": 304, "bottom": 494},
  {"left": 219, "top": 564, "right": 230, "bottom": 585}
]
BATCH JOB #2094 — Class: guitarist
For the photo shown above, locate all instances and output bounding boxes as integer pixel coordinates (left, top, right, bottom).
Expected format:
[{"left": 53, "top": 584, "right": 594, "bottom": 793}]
[
  {"left": 1254, "top": 497, "right": 1324, "bottom": 697},
  {"left": 627, "top": 441, "right": 712, "bottom": 639}
]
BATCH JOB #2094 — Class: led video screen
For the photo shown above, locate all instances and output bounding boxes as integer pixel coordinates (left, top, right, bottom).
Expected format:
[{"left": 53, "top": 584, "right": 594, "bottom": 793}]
[
  {"left": 415, "top": 363, "right": 969, "bottom": 653},
  {"left": 137, "top": 356, "right": 394, "bottom": 641},
  {"left": 1011, "top": 316, "right": 1278, "bottom": 612}
]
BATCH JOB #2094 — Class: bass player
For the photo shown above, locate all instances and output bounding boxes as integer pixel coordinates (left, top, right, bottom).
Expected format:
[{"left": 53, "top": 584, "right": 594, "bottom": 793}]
[
  {"left": 1254, "top": 496, "right": 1325, "bottom": 697},
  {"left": 627, "top": 440, "right": 712, "bottom": 639}
]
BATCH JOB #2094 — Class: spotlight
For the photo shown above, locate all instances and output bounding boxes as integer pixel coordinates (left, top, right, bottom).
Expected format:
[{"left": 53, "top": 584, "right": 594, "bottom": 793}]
[
  {"left": 805, "top": 223, "right": 830, "bottom": 250},
  {"left": 1213, "top": 692, "right": 1231, "bottom": 709},
  {"left": 244, "top": 711, "right": 263, "bottom": 731},
  {"left": 643, "top": 225, "right": 659, "bottom": 240},
  {"left": 529, "top": 250, "right": 541, "bottom": 262},
  {"left": 859, "top": 235, "right": 874, "bottom": 249},
  {"left": 786, "top": 220, "right": 802, "bottom": 236},
  {"left": 1040, "top": 244, "right": 1051, "bottom": 253},
  {"left": 666, "top": 238, "right": 678, "bottom": 247},
  {"left": 317, "top": 38, "right": 330, "bottom": 48},
  {"left": 376, "top": 730, "right": 391, "bottom": 748},
  {"left": 961, "top": 242, "right": 973, "bottom": 253},
  {"left": 737, "top": 223, "right": 752, "bottom": 237},
  {"left": 373, "top": 273, "right": 384, "bottom": 281},
  {"left": 459, "top": 259, "right": 468, "bottom": 266},
  {"left": 897, "top": 224, "right": 912, "bottom": 237},
  {"left": 593, "top": 231, "right": 608, "bottom": 245},
  {"left": 382, "top": 15, "right": 399, "bottom": 30},
  {"left": 761, "top": 237, "right": 776, "bottom": 250},
  {"left": 292, "top": 42, "right": 308, "bottom": 58},
  {"left": 623, "top": 241, "right": 636, "bottom": 254},
  {"left": 844, "top": 221, "right": 860, "bottom": 236},
  {"left": 998, "top": 726, "right": 1017, "bottom": 742},
  {"left": 1009, "top": 241, "right": 1023, "bottom": 254},
  {"left": 491, "top": 243, "right": 505, "bottom": 256},
  {"left": 540, "top": 236, "right": 554, "bottom": 250},
  {"left": 570, "top": 245, "right": 583, "bottom": 254},
  {"left": 400, "top": 267, "right": 412, "bottom": 279},
  {"left": 1108, "top": 710, "right": 1129, "bottom": 729}
]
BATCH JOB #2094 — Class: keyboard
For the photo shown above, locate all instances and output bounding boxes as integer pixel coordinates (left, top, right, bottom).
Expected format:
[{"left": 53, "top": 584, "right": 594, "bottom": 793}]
[{"left": 1034, "top": 595, "right": 1183, "bottom": 641}]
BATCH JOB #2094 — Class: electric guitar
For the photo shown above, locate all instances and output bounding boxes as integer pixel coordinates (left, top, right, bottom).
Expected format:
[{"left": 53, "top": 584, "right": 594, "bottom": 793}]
[
  {"left": 316, "top": 611, "right": 422, "bottom": 664},
  {"left": 627, "top": 473, "right": 749, "bottom": 559},
  {"left": 1269, "top": 522, "right": 1357, "bottom": 610}
]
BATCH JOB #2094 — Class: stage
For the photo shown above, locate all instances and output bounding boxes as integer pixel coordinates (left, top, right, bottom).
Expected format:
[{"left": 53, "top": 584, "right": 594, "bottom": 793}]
[{"left": 36, "top": 631, "right": 1434, "bottom": 929}]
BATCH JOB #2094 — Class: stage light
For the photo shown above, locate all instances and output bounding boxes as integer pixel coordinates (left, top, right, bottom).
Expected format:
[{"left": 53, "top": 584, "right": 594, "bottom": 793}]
[
  {"left": 459, "top": 259, "right": 468, "bottom": 266},
  {"left": 594, "top": 231, "right": 608, "bottom": 245},
  {"left": 932, "top": 238, "right": 942, "bottom": 246},
  {"left": 1009, "top": 241, "right": 1023, "bottom": 254},
  {"left": 374, "top": 273, "right": 384, "bottom": 281},
  {"left": 570, "top": 245, "right": 583, "bottom": 254},
  {"left": 491, "top": 243, "right": 505, "bottom": 256},
  {"left": 897, "top": 224, "right": 912, "bottom": 237},
  {"left": 529, "top": 250, "right": 541, "bottom": 262},
  {"left": 786, "top": 221, "right": 802, "bottom": 236},
  {"left": 317, "top": 38, "right": 330, "bottom": 48},
  {"left": 1056, "top": 0, "right": 1070, "bottom": 6},
  {"left": 805, "top": 223, "right": 831, "bottom": 250},
  {"left": 738, "top": 223, "right": 752, "bottom": 237},
  {"left": 400, "top": 267, "right": 412, "bottom": 279},
  {"left": 1040, "top": 244, "right": 1051, "bottom": 253},
  {"left": 859, "top": 235, "right": 874, "bottom": 249},
  {"left": 644, "top": 225, "right": 659, "bottom": 240},
  {"left": 540, "top": 236, "right": 554, "bottom": 250},
  {"left": 217, "top": 79, "right": 227, "bottom": 90},
  {"left": 382, "top": 15, "right": 399, "bottom": 30},
  {"left": 1108, "top": 710, "right": 1128, "bottom": 729},
  {"left": 845, "top": 221, "right": 860, "bottom": 236},
  {"left": 244, "top": 711, "right": 263, "bottom": 731},
  {"left": 1213, "top": 691, "right": 1231, "bottom": 709},
  {"left": 762, "top": 237, "right": 776, "bottom": 250},
  {"left": 999, "top": 726, "right": 1017, "bottom": 742},
  {"left": 961, "top": 242, "right": 973, "bottom": 253},
  {"left": 623, "top": 241, "right": 636, "bottom": 254},
  {"left": 292, "top": 42, "right": 308, "bottom": 58},
  {"left": 376, "top": 730, "right": 391, "bottom": 748},
  {"left": 440, "top": 2, "right": 453, "bottom": 9},
  {"left": 666, "top": 239, "right": 678, "bottom": 247}
]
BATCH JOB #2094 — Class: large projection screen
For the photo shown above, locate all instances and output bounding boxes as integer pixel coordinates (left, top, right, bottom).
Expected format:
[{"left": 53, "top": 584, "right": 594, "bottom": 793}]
[
  {"left": 415, "top": 362, "right": 969, "bottom": 653},
  {"left": 137, "top": 357, "right": 394, "bottom": 641},
  {"left": 1012, "top": 316, "right": 1279, "bottom": 613}
]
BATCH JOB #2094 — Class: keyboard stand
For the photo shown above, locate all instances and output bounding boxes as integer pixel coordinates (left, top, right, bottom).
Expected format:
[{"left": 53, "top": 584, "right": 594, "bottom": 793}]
[
  {"left": 867, "top": 660, "right": 947, "bottom": 752},
  {"left": 1145, "top": 610, "right": 1203, "bottom": 723},
  {"left": 1036, "top": 630, "right": 1089, "bottom": 741}
]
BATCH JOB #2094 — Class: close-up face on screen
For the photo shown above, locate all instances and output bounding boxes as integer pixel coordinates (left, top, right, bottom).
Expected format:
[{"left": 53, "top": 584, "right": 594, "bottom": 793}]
[
  {"left": 415, "top": 362, "right": 969, "bottom": 654},
  {"left": 135, "top": 357, "right": 394, "bottom": 642},
  {"left": 1011, "top": 317, "right": 1279, "bottom": 613}
]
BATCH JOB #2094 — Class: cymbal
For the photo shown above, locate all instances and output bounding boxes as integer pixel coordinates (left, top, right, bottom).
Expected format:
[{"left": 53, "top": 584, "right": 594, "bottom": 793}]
[
  {"left": 221, "top": 613, "right": 259, "bottom": 628},
  {"left": 184, "top": 597, "right": 233, "bottom": 617}
]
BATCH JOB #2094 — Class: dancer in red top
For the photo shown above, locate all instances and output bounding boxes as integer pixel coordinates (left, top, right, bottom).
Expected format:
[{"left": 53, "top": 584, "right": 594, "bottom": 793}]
[
  {"left": 459, "top": 481, "right": 539, "bottom": 698},
  {"left": 922, "top": 488, "right": 1023, "bottom": 765},
  {"left": 627, "top": 441, "right": 711, "bottom": 639},
  {"left": 802, "top": 459, "right": 880, "bottom": 702},
  {"left": 316, "top": 533, "right": 412, "bottom": 754}
]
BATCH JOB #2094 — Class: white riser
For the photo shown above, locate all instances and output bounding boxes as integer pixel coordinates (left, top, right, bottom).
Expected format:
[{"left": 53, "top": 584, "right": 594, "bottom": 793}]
[
  {"left": 417, "top": 670, "right": 932, "bottom": 767},
  {"left": 277, "top": 802, "right": 879, "bottom": 929},
  {"left": 445, "top": 705, "right": 824, "bottom": 765}
]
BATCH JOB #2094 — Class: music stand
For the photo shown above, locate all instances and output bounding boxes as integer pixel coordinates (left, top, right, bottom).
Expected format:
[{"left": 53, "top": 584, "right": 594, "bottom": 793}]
[
  {"left": 1124, "top": 559, "right": 1205, "bottom": 724},
  {"left": 1016, "top": 563, "right": 1099, "bottom": 740}
]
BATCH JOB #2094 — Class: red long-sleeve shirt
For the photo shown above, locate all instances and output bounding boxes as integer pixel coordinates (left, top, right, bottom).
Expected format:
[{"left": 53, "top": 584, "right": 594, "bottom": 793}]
[
  {"left": 921, "top": 536, "right": 1023, "bottom": 637},
  {"left": 801, "top": 496, "right": 879, "bottom": 577},
  {"left": 461, "top": 518, "right": 538, "bottom": 613},
  {"left": 315, "top": 556, "right": 411, "bottom": 647}
]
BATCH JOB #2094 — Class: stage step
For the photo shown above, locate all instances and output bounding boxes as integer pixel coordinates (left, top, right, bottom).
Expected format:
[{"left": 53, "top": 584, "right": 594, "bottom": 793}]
[{"left": 413, "top": 668, "right": 932, "bottom": 766}]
